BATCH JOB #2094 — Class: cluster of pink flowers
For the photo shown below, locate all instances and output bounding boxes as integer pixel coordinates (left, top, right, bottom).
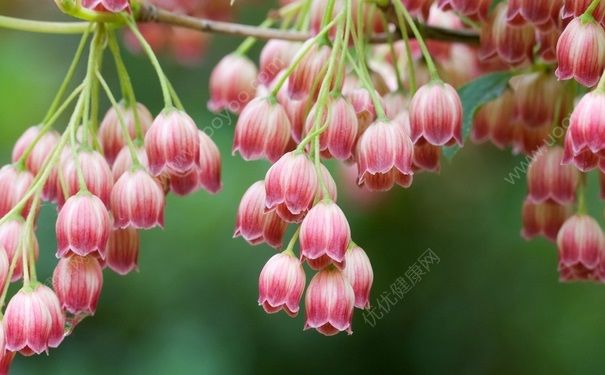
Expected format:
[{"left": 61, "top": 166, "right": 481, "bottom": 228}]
[
  {"left": 6, "top": 0, "right": 605, "bottom": 368},
  {"left": 206, "top": 0, "right": 474, "bottom": 335},
  {"left": 0, "top": 100, "right": 222, "bottom": 366},
  {"left": 212, "top": 0, "right": 605, "bottom": 317},
  {"left": 445, "top": 0, "right": 605, "bottom": 283}
]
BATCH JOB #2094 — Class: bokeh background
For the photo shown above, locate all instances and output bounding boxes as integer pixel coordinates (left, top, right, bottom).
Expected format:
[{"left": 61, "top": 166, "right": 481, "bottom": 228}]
[{"left": 1, "top": 1, "right": 605, "bottom": 374}]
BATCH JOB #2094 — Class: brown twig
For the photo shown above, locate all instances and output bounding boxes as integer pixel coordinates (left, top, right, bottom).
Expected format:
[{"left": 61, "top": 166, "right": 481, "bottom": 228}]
[{"left": 136, "top": 3, "right": 480, "bottom": 45}]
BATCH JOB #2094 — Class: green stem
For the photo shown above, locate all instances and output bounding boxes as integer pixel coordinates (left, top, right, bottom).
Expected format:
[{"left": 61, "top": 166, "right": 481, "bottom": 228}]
[
  {"left": 320, "top": 0, "right": 337, "bottom": 30},
  {"left": 235, "top": 19, "right": 274, "bottom": 55},
  {"left": 384, "top": 13, "right": 404, "bottom": 92},
  {"left": 108, "top": 31, "right": 144, "bottom": 140},
  {"left": 347, "top": 52, "right": 388, "bottom": 120},
  {"left": 283, "top": 227, "right": 301, "bottom": 255},
  {"left": 20, "top": 226, "right": 30, "bottom": 285},
  {"left": 295, "top": 0, "right": 313, "bottom": 31},
  {"left": 348, "top": 1, "right": 388, "bottom": 119},
  {"left": 0, "top": 217, "right": 26, "bottom": 310},
  {"left": 393, "top": 0, "right": 440, "bottom": 81},
  {"left": 270, "top": 13, "right": 345, "bottom": 98},
  {"left": 296, "top": 10, "right": 346, "bottom": 151},
  {"left": 393, "top": 4, "right": 417, "bottom": 94},
  {"left": 43, "top": 27, "right": 91, "bottom": 124},
  {"left": 24, "top": 194, "right": 41, "bottom": 283},
  {"left": 89, "top": 26, "right": 105, "bottom": 148},
  {"left": 125, "top": 17, "right": 173, "bottom": 108},
  {"left": 278, "top": 0, "right": 306, "bottom": 30},
  {"left": 0, "top": 15, "right": 89, "bottom": 34},
  {"left": 167, "top": 80, "right": 185, "bottom": 111},
  {"left": 16, "top": 84, "right": 85, "bottom": 170},
  {"left": 0, "top": 96, "right": 80, "bottom": 226},
  {"left": 314, "top": 136, "right": 330, "bottom": 200},
  {"left": 69, "top": 94, "right": 89, "bottom": 193},
  {"left": 577, "top": 175, "right": 587, "bottom": 215},
  {"left": 96, "top": 71, "right": 141, "bottom": 168},
  {"left": 585, "top": 0, "right": 602, "bottom": 18},
  {"left": 81, "top": 25, "right": 105, "bottom": 149},
  {"left": 333, "top": 0, "right": 352, "bottom": 91}
]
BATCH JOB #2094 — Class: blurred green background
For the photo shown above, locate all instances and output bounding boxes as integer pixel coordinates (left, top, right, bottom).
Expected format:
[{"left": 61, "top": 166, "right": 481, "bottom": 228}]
[{"left": 2, "top": 1, "right": 605, "bottom": 374}]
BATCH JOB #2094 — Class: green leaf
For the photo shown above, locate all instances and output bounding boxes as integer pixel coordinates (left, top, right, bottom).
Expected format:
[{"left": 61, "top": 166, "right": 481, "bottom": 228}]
[{"left": 442, "top": 70, "right": 514, "bottom": 160}]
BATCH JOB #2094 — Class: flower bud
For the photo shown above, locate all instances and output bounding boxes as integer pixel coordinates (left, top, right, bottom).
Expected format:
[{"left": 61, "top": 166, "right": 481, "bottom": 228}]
[
  {"left": 563, "top": 132, "right": 600, "bottom": 171},
  {"left": 106, "top": 228, "right": 140, "bottom": 275},
  {"left": 357, "top": 120, "right": 414, "bottom": 191},
  {"left": 507, "top": 0, "right": 561, "bottom": 27},
  {"left": 556, "top": 17, "right": 605, "bottom": 87},
  {"left": 99, "top": 102, "right": 153, "bottom": 165},
  {"left": 145, "top": 109, "right": 200, "bottom": 176},
  {"left": 537, "top": 28, "right": 560, "bottom": 62},
  {"left": 265, "top": 152, "right": 318, "bottom": 216},
  {"left": 522, "top": 199, "right": 572, "bottom": 242},
  {"left": 394, "top": 111, "right": 441, "bottom": 172},
  {"left": 168, "top": 169, "right": 200, "bottom": 196},
  {"left": 304, "top": 268, "right": 355, "bottom": 336},
  {"left": 0, "top": 327, "right": 14, "bottom": 373},
  {"left": 512, "top": 122, "right": 552, "bottom": 156},
  {"left": 348, "top": 88, "right": 379, "bottom": 136},
  {"left": 343, "top": 245, "right": 373, "bottom": 309},
  {"left": 309, "top": 0, "right": 340, "bottom": 37},
  {"left": 565, "top": 91, "right": 605, "bottom": 165},
  {"left": 167, "top": 128, "right": 222, "bottom": 196},
  {"left": 0, "top": 219, "right": 38, "bottom": 282},
  {"left": 277, "top": 91, "right": 310, "bottom": 143},
  {"left": 57, "top": 149, "right": 113, "bottom": 208},
  {"left": 234, "top": 181, "right": 288, "bottom": 248},
  {"left": 300, "top": 201, "right": 351, "bottom": 270},
  {"left": 563, "top": 0, "right": 605, "bottom": 22},
  {"left": 304, "top": 97, "right": 358, "bottom": 160},
  {"left": 197, "top": 130, "right": 222, "bottom": 194},
  {"left": 12, "top": 126, "right": 60, "bottom": 201},
  {"left": 35, "top": 285, "right": 65, "bottom": 348},
  {"left": 111, "top": 168, "right": 165, "bottom": 229},
  {"left": 413, "top": 140, "right": 442, "bottom": 173},
  {"left": 410, "top": 81, "right": 463, "bottom": 146},
  {"left": 288, "top": 45, "right": 332, "bottom": 100},
  {"left": 481, "top": 3, "right": 535, "bottom": 64},
  {"left": 275, "top": 164, "right": 337, "bottom": 223},
  {"left": 557, "top": 214, "right": 605, "bottom": 281},
  {"left": 82, "top": 0, "right": 129, "bottom": 12},
  {"left": 111, "top": 146, "right": 149, "bottom": 181},
  {"left": 514, "top": 73, "right": 562, "bottom": 128},
  {"left": 259, "top": 40, "right": 296, "bottom": 85},
  {"left": 471, "top": 91, "right": 514, "bottom": 148},
  {"left": 53, "top": 255, "right": 103, "bottom": 315},
  {"left": 233, "top": 97, "right": 292, "bottom": 162},
  {"left": 0, "top": 165, "right": 33, "bottom": 218},
  {"left": 0, "top": 250, "right": 7, "bottom": 297},
  {"left": 56, "top": 193, "right": 111, "bottom": 259},
  {"left": 527, "top": 147, "right": 579, "bottom": 205},
  {"left": 258, "top": 252, "right": 305, "bottom": 317},
  {"left": 4, "top": 284, "right": 64, "bottom": 355},
  {"left": 383, "top": 92, "right": 409, "bottom": 119},
  {"left": 208, "top": 54, "right": 257, "bottom": 114}
]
